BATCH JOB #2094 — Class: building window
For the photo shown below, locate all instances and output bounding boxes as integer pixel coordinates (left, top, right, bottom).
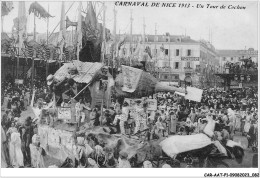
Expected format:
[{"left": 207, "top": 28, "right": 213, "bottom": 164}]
[
  {"left": 231, "top": 57, "right": 233, "bottom": 61},
  {"left": 175, "top": 62, "right": 179, "bottom": 69},
  {"left": 175, "top": 75, "right": 179, "bottom": 80},
  {"left": 165, "top": 49, "right": 169, "bottom": 55},
  {"left": 223, "top": 57, "right": 226, "bottom": 61},
  {"left": 187, "top": 49, "right": 191, "bottom": 56},
  {"left": 176, "top": 49, "right": 180, "bottom": 56},
  {"left": 164, "top": 75, "right": 168, "bottom": 79},
  {"left": 187, "top": 62, "right": 191, "bottom": 68}
]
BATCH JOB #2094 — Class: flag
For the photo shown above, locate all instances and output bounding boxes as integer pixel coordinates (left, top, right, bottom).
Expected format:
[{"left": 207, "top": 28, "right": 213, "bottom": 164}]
[
  {"left": 27, "top": 67, "right": 32, "bottom": 78},
  {"left": 18, "top": 2, "right": 27, "bottom": 53},
  {"left": 1, "top": 1, "right": 13, "bottom": 16},
  {"left": 117, "top": 35, "right": 126, "bottom": 51},
  {"left": 29, "top": 2, "right": 53, "bottom": 19},
  {"left": 85, "top": 2, "right": 98, "bottom": 41},
  {"left": 145, "top": 46, "right": 152, "bottom": 59}
]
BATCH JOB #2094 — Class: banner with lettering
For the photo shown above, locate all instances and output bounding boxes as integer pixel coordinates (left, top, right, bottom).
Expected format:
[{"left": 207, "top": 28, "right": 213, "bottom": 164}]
[
  {"left": 121, "top": 65, "right": 143, "bottom": 93},
  {"left": 57, "top": 107, "right": 72, "bottom": 122},
  {"left": 146, "top": 99, "right": 157, "bottom": 111}
]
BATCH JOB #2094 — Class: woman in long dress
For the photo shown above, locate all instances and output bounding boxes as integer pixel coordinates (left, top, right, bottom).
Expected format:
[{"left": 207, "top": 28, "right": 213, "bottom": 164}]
[
  {"left": 9, "top": 128, "right": 24, "bottom": 167},
  {"left": 244, "top": 112, "right": 252, "bottom": 134},
  {"left": 2, "top": 94, "right": 11, "bottom": 111},
  {"left": 30, "top": 134, "right": 46, "bottom": 168}
]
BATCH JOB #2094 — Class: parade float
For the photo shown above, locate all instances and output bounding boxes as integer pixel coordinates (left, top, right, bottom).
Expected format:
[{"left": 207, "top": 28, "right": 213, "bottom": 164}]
[{"left": 2, "top": 1, "right": 188, "bottom": 164}]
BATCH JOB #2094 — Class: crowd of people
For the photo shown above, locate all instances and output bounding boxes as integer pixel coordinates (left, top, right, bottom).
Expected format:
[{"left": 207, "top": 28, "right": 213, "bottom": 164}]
[
  {"left": 1, "top": 72, "right": 258, "bottom": 168},
  {"left": 224, "top": 58, "right": 258, "bottom": 74},
  {"left": 1, "top": 76, "right": 53, "bottom": 168}
]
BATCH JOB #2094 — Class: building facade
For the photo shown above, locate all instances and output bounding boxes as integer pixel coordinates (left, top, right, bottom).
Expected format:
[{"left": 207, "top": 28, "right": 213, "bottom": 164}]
[
  {"left": 115, "top": 34, "right": 219, "bottom": 88},
  {"left": 216, "top": 48, "right": 258, "bottom": 89},
  {"left": 217, "top": 48, "right": 258, "bottom": 73}
]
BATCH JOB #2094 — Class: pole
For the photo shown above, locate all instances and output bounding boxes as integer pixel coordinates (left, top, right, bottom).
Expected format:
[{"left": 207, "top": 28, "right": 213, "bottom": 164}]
[
  {"left": 130, "top": 9, "right": 133, "bottom": 65},
  {"left": 1, "top": 16, "right": 3, "bottom": 32},
  {"left": 17, "top": 18, "right": 20, "bottom": 79},
  {"left": 46, "top": 4, "right": 49, "bottom": 79},
  {"left": 76, "top": 1, "right": 82, "bottom": 61},
  {"left": 155, "top": 23, "right": 157, "bottom": 73},
  {"left": 101, "top": 2, "right": 106, "bottom": 63},
  {"left": 113, "top": 6, "right": 117, "bottom": 68},
  {"left": 31, "top": 13, "right": 36, "bottom": 92},
  {"left": 168, "top": 34, "right": 171, "bottom": 85},
  {"left": 48, "top": 2, "right": 75, "bottom": 40}
]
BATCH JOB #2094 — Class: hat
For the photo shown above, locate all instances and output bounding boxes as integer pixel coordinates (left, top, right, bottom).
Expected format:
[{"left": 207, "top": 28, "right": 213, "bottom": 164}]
[
  {"left": 88, "top": 158, "right": 97, "bottom": 166},
  {"left": 162, "top": 164, "right": 171, "bottom": 168},
  {"left": 143, "top": 161, "right": 153, "bottom": 168},
  {"left": 119, "top": 151, "right": 128, "bottom": 159},
  {"left": 25, "top": 116, "right": 32, "bottom": 122},
  {"left": 77, "top": 137, "right": 85, "bottom": 146},
  {"left": 47, "top": 74, "right": 54, "bottom": 86},
  {"left": 123, "top": 102, "right": 129, "bottom": 107},
  {"left": 32, "top": 134, "right": 40, "bottom": 145}
]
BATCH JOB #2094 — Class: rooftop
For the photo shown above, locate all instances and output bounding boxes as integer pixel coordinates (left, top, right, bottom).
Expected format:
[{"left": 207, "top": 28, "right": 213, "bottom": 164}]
[
  {"left": 217, "top": 49, "right": 258, "bottom": 57},
  {"left": 116, "top": 34, "right": 199, "bottom": 44}
]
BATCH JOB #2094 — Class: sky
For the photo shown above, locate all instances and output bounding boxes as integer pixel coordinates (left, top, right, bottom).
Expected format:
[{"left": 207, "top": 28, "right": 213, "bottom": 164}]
[{"left": 1, "top": 1, "right": 258, "bottom": 50}]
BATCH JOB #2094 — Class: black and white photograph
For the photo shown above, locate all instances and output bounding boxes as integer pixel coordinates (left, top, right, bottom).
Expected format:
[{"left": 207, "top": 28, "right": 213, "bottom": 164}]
[{"left": 0, "top": 0, "right": 259, "bottom": 177}]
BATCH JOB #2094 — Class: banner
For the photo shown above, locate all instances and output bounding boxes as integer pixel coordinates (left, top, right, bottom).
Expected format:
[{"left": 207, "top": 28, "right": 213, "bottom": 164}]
[
  {"left": 146, "top": 99, "right": 157, "bottom": 111},
  {"left": 124, "top": 98, "right": 144, "bottom": 111},
  {"left": 185, "top": 86, "right": 203, "bottom": 102},
  {"left": 57, "top": 107, "right": 71, "bottom": 122},
  {"left": 181, "top": 57, "right": 200, "bottom": 61},
  {"left": 121, "top": 65, "right": 143, "bottom": 93},
  {"left": 15, "top": 79, "right": 24, "bottom": 84}
]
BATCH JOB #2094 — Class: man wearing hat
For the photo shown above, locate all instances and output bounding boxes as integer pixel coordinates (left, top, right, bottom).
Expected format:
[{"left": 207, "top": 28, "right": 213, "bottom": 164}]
[{"left": 22, "top": 117, "right": 34, "bottom": 166}]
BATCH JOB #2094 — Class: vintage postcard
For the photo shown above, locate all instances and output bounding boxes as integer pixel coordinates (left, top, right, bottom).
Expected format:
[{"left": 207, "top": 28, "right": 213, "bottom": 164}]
[{"left": 1, "top": 0, "right": 258, "bottom": 177}]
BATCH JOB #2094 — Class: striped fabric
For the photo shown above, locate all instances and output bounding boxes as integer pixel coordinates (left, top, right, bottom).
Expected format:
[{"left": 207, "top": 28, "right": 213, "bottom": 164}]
[
  {"left": 22, "top": 45, "right": 34, "bottom": 58},
  {"left": 42, "top": 45, "right": 51, "bottom": 60}
]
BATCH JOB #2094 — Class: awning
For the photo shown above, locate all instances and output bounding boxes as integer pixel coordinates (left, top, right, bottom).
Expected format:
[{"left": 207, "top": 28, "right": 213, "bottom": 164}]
[
  {"left": 73, "top": 61, "right": 103, "bottom": 83},
  {"left": 54, "top": 60, "right": 103, "bottom": 84},
  {"left": 175, "top": 91, "right": 185, "bottom": 96}
]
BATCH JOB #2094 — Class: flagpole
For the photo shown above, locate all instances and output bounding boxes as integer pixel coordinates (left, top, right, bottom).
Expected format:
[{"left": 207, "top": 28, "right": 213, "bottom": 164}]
[
  {"left": 31, "top": 13, "right": 36, "bottom": 92},
  {"left": 102, "top": 2, "right": 106, "bottom": 64},
  {"left": 46, "top": 3, "right": 49, "bottom": 79},
  {"left": 17, "top": 18, "right": 20, "bottom": 79},
  {"left": 130, "top": 10, "right": 133, "bottom": 66},
  {"left": 1, "top": 16, "right": 3, "bottom": 32},
  {"left": 76, "top": 1, "right": 82, "bottom": 61},
  {"left": 113, "top": 6, "right": 117, "bottom": 69},
  {"left": 59, "top": 1, "right": 65, "bottom": 67}
]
